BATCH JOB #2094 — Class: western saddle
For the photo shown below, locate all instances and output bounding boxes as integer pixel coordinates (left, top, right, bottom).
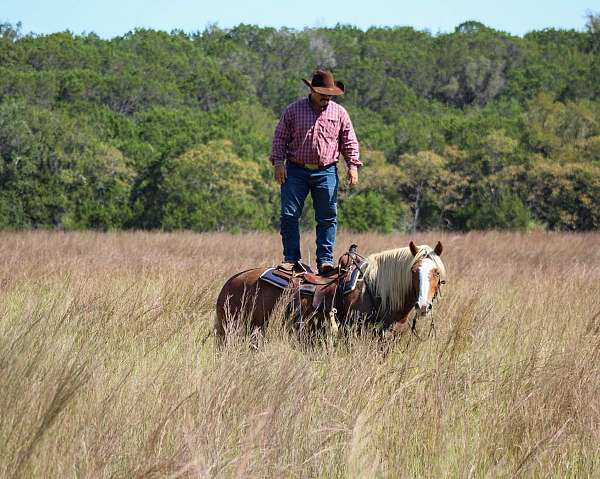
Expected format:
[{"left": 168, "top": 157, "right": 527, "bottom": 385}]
[{"left": 259, "top": 244, "right": 368, "bottom": 321}]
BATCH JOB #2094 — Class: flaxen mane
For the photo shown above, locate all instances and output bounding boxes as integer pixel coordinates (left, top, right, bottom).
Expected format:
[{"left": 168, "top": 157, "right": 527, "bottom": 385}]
[{"left": 363, "top": 245, "right": 446, "bottom": 313}]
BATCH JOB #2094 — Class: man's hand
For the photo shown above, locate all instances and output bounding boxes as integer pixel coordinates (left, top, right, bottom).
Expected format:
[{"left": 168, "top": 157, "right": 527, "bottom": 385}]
[
  {"left": 347, "top": 168, "right": 358, "bottom": 188},
  {"left": 274, "top": 164, "right": 287, "bottom": 185}
]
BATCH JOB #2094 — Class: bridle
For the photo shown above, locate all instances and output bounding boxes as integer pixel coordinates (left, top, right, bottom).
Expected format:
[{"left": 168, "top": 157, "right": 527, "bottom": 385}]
[{"left": 418, "top": 251, "right": 446, "bottom": 297}]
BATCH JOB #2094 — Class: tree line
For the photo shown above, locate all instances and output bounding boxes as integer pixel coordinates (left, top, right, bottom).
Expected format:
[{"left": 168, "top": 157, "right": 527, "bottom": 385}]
[{"left": 0, "top": 16, "right": 599, "bottom": 232}]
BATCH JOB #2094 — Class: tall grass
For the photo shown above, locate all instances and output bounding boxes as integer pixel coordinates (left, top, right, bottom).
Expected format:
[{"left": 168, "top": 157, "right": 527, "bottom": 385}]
[{"left": 0, "top": 230, "right": 599, "bottom": 478}]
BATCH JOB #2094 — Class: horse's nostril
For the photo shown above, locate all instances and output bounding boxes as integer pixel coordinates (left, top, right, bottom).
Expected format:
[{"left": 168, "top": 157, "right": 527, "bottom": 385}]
[{"left": 428, "top": 304, "right": 432, "bottom": 311}]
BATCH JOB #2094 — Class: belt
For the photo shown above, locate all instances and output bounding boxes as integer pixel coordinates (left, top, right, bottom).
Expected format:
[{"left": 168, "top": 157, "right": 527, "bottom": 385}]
[{"left": 290, "top": 162, "right": 325, "bottom": 170}]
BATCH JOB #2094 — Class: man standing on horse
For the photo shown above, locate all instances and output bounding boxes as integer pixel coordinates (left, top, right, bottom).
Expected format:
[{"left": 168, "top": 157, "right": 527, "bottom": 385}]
[{"left": 271, "top": 70, "right": 362, "bottom": 275}]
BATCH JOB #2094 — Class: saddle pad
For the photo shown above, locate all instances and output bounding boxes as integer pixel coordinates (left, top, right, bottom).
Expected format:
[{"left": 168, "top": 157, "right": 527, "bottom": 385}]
[
  {"left": 259, "top": 267, "right": 289, "bottom": 289},
  {"left": 260, "top": 268, "right": 317, "bottom": 296}
]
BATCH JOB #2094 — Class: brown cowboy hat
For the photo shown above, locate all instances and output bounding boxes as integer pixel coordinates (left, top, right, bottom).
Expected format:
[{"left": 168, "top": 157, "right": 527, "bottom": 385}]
[{"left": 302, "top": 70, "right": 345, "bottom": 96}]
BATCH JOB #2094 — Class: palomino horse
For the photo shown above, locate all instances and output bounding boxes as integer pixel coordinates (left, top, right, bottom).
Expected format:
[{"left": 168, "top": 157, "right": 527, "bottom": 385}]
[{"left": 215, "top": 241, "right": 446, "bottom": 342}]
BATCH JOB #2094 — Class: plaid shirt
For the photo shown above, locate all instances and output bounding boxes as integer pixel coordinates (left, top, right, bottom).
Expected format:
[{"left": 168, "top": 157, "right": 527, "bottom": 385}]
[{"left": 271, "top": 97, "right": 361, "bottom": 170}]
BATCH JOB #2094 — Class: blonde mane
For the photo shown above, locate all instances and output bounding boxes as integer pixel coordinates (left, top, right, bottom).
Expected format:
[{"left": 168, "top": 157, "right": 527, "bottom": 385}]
[{"left": 363, "top": 245, "right": 447, "bottom": 312}]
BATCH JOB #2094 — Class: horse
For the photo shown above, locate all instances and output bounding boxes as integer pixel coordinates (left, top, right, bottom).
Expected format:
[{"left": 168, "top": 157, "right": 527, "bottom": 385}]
[{"left": 214, "top": 241, "right": 446, "bottom": 343}]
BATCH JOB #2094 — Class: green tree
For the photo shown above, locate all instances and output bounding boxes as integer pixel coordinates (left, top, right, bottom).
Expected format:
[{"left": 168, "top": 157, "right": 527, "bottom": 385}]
[
  {"left": 457, "top": 187, "right": 532, "bottom": 230},
  {"left": 339, "top": 191, "right": 406, "bottom": 233},
  {"left": 396, "top": 151, "right": 450, "bottom": 231},
  {"left": 434, "top": 25, "right": 525, "bottom": 107},
  {"left": 160, "top": 140, "right": 276, "bottom": 231},
  {"left": 507, "top": 158, "right": 600, "bottom": 230},
  {"left": 0, "top": 100, "right": 134, "bottom": 229}
]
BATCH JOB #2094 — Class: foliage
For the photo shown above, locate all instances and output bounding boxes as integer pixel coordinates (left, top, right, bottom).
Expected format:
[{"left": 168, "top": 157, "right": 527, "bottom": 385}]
[
  {"left": 339, "top": 191, "right": 406, "bottom": 233},
  {"left": 0, "top": 18, "right": 599, "bottom": 231},
  {"left": 160, "top": 140, "right": 276, "bottom": 231},
  {"left": 505, "top": 159, "right": 600, "bottom": 230},
  {"left": 457, "top": 188, "right": 533, "bottom": 230},
  {"left": 0, "top": 100, "right": 134, "bottom": 229}
]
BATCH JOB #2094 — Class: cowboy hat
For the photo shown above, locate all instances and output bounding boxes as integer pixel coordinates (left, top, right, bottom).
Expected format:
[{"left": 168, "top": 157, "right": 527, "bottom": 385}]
[{"left": 302, "top": 70, "right": 345, "bottom": 96}]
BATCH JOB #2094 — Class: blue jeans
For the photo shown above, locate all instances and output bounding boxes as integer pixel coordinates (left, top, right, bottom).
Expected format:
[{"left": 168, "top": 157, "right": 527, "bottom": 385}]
[{"left": 280, "top": 162, "right": 338, "bottom": 266}]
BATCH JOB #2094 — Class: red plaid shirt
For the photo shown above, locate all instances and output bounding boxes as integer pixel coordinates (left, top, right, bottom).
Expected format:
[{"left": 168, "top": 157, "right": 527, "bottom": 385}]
[{"left": 270, "top": 97, "right": 361, "bottom": 170}]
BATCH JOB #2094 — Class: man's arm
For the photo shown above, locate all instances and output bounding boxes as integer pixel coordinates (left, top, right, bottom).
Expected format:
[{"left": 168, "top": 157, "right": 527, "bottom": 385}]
[
  {"left": 271, "top": 108, "right": 292, "bottom": 185},
  {"left": 271, "top": 108, "right": 292, "bottom": 167},
  {"left": 339, "top": 110, "right": 361, "bottom": 186}
]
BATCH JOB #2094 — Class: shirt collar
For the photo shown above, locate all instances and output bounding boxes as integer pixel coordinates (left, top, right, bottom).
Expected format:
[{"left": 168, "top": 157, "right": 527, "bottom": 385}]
[{"left": 306, "top": 95, "right": 335, "bottom": 117}]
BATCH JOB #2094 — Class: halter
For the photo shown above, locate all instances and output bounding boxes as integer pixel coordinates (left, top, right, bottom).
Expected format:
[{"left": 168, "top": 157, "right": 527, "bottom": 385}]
[
  {"left": 409, "top": 250, "right": 446, "bottom": 340},
  {"left": 416, "top": 250, "right": 446, "bottom": 297}
]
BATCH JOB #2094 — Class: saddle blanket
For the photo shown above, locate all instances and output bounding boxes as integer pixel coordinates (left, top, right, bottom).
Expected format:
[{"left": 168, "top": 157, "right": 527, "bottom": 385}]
[{"left": 259, "top": 266, "right": 362, "bottom": 296}]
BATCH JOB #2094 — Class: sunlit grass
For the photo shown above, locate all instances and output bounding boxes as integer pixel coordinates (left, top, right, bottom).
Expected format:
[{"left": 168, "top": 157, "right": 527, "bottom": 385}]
[{"left": 0, "top": 230, "right": 599, "bottom": 478}]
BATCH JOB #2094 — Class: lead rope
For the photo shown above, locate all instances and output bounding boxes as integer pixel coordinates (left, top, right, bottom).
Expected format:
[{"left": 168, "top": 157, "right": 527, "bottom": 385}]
[
  {"left": 428, "top": 280, "right": 444, "bottom": 338},
  {"left": 428, "top": 313, "right": 437, "bottom": 339},
  {"left": 406, "top": 310, "right": 437, "bottom": 349},
  {"left": 410, "top": 310, "right": 422, "bottom": 341}
]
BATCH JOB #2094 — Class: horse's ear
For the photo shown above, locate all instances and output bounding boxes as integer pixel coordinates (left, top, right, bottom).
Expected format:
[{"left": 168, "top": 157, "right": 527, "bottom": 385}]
[
  {"left": 434, "top": 241, "right": 443, "bottom": 256},
  {"left": 409, "top": 241, "right": 419, "bottom": 256}
]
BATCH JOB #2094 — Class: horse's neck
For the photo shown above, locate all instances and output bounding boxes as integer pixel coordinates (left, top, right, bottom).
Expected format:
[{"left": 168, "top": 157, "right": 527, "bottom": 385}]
[
  {"left": 361, "top": 277, "right": 415, "bottom": 326},
  {"left": 383, "top": 302, "right": 415, "bottom": 325}
]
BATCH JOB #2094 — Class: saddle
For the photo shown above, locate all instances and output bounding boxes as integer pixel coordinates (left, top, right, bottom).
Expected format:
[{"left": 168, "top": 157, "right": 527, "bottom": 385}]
[{"left": 260, "top": 244, "right": 368, "bottom": 319}]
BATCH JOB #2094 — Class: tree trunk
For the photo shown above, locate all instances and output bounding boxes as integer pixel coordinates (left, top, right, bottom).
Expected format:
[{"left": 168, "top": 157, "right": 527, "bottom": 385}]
[{"left": 412, "top": 182, "right": 422, "bottom": 233}]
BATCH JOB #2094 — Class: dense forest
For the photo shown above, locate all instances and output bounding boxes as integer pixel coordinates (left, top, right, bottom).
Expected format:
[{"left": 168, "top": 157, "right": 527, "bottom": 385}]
[{"left": 0, "top": 16, "right": 599, "bottom": 232}]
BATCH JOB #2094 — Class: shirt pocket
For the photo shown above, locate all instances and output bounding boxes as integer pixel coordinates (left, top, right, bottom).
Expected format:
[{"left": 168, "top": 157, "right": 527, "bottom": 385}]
[{"left": 322, "top": 119, "right": 340, "bottom": 140}]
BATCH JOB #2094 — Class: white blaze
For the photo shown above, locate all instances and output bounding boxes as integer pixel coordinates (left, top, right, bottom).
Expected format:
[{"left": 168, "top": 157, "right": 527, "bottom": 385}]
[{"left": 417, "top": 258, "right": 435, "bottom": 310}]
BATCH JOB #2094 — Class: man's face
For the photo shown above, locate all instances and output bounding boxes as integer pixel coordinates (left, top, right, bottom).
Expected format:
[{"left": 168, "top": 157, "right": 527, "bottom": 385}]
[{"left": 311, "top": 90, "right": 331, "bottom": 109}]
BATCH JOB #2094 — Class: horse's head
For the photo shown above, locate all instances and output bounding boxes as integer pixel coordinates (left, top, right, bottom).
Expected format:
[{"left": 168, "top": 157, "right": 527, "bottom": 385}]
[{"left": 409, "top": 240, "right": 445, "bottom": 316}]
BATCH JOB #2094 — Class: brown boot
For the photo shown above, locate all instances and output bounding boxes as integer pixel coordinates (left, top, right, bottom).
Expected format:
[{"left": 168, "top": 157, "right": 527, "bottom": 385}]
[
  {"left": 278, "top": 261, "right": 296, "bottom": 272},
  {"left": 318, "top": 262, "right": 335, "bottom": 275}
]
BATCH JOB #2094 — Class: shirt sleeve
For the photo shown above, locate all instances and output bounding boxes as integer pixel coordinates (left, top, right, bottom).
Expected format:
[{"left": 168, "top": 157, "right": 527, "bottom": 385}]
[
  {"left": 339, "top": 109, "right": 362, "bottom": 170},
  {"left": 270, "top": 107, "right": 292, "bottom": 167}
]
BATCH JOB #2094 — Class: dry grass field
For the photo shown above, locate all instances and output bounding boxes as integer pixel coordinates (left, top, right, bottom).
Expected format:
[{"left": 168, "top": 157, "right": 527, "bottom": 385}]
[{"left": 1, "top": 230, "right": 599, "bottom": 478}]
